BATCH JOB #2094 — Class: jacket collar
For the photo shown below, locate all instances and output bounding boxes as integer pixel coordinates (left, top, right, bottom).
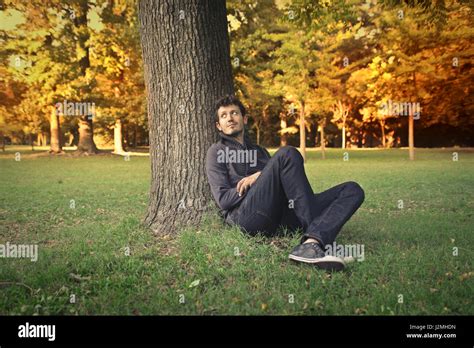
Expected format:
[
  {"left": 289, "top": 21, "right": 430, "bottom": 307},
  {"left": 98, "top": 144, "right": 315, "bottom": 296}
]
[{"left": 219, "top": 131, "right": 253, "bottom": 149}]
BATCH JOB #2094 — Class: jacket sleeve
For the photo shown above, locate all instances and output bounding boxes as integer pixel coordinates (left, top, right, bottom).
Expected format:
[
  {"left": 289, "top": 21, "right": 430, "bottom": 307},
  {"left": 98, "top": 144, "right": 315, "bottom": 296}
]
[
  {"left": 262, "top": 147, "right": 272, "bottom": 159},
  {"left": 205, "top": 145, "right": 245, "bottom": 211}
]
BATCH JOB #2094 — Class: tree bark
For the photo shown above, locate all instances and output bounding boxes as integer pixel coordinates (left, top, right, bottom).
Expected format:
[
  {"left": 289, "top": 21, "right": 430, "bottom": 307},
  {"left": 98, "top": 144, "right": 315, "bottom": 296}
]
[
  {"left": 113, "top": 118, "right": 125, "bottom": 154},
  {"left": 320, "top": 120, "right": 326, "bottom": 160},
  {"left": 0, "top": 131, "right": 5, "bottom": 152},
  {"left": 255, "top": 122, "right": 260, "bottom": 145},
  {"left": 37, "top": 132, "right": 46, "bottom": 146},
  {"left": 409, "top": 71, "right": 417, "bottom": 160},
  {"left": 74, "top": 0, "right": 98, "bottom": 154},
  {"left": 77, "top": 116, "right": 98, "bottom": 154},
  {"left": 49, "top": 107, "right": 63, "bottom": 153},
  {"left": 69, "top": 128, "right": 79, "bottom": 146},
  {"left": 408, "top": 109, "right": 415, "bottom": 160},
  {"left": 342, "top": 124, "right": 346, "bottom": 149},
  {"left": 280, "top": 112, "right": 288, "bottom": 147},
  {"left": 299, "top": 100, "right": 306, "bottom": 162},
  {"left": 380, "top": 119, "right": 386, "bottom": 148},
  {"left": 138, "top": 0, "right": 234, "bottom": 235}
]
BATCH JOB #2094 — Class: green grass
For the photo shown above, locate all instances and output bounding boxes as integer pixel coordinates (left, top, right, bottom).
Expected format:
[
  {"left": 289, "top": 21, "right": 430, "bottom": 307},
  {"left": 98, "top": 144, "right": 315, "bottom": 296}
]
[{"left": 0, "top": 146, "right": 472, "bottom": 315}]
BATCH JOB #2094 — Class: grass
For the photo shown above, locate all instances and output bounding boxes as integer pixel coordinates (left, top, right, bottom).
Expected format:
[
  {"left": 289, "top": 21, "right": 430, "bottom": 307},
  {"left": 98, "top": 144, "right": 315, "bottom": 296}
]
[{"left": 0, "top": 146, "right": 473, "bottom": 315}]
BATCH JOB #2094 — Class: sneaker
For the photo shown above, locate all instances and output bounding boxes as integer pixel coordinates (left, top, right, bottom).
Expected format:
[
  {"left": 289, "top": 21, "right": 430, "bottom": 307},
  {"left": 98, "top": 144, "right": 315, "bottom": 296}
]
[{"left": 289, "top": 242, "right": 345, "bottom": 271}]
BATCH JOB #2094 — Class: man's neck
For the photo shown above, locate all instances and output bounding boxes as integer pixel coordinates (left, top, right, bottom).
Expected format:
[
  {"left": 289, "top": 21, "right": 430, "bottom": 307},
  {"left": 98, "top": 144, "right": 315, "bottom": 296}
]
[
  {"left": 235, "top": 133, "right": 244, "bottom": 145},
  {"left": 222, "top": 131, "right": 245, "bottom": 145}
]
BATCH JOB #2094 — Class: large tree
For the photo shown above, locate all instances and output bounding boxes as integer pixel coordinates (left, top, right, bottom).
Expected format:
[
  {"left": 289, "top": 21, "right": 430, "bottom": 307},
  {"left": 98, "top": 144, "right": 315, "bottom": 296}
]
[
  {"left": 67, "top": 0, "right": 99, "bottom": 154},
  {"left": 138, "top": 0, "right": 234, "bottom": 234},
  {"left": 2, "top": 0, "right": 68, "bottom": 153}
]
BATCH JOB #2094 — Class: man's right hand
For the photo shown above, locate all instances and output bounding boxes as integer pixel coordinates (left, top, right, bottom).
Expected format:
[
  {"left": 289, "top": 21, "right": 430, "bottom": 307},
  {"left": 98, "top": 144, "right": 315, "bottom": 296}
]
[{"left": 236, "top": 171, "right": 261, "bottom": 196}]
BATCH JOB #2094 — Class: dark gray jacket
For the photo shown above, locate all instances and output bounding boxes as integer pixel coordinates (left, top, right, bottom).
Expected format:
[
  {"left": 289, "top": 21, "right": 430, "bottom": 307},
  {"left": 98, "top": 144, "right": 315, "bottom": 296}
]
[{"left": 205, "top": 132, "right": 271, "bottom": 221}]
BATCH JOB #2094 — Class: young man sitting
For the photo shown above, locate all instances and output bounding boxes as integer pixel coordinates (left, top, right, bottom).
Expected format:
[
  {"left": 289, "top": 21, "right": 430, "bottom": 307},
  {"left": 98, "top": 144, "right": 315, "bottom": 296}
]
[{"left": 205, "top": 95, "right": 365, "bottom": 271}]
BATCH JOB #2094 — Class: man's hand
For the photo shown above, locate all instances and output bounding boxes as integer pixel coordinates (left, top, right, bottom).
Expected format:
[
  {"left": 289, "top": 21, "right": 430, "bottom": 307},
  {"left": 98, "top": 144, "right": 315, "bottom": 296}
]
[{"left": 236, "top": 171, "right": 261, "bottom": 196}]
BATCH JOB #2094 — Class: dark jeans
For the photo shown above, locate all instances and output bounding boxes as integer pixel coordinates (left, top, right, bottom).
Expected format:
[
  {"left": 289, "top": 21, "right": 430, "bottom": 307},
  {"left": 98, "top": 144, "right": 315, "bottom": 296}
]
[{"left": 228, "top": 146, "right": 365, "bottom": 246}]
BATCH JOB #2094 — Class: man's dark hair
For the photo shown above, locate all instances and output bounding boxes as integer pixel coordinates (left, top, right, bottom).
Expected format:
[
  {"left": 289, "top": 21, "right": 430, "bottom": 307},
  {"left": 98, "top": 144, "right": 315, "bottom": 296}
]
[{"left": 213, "top": 94, "right": 246, "bottom": 121}]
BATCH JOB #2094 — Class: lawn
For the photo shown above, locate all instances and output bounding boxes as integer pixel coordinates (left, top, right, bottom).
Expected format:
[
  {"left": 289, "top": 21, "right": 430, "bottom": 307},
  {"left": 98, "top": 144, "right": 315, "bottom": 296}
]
[{"left": 0, "top": 146, "right": 472, "bottom": 315}]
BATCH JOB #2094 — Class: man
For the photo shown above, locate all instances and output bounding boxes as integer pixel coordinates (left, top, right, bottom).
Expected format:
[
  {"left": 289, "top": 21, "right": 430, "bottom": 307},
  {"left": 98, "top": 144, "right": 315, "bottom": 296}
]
[{"left": 205, "top": 95, "right": 365, "bottom": 271}]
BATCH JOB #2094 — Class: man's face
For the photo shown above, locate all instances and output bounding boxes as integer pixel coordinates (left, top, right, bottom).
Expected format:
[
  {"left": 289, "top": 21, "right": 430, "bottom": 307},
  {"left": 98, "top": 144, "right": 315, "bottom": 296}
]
[{"left": 216, "top": 104, "right": 248, "bottom": 137}]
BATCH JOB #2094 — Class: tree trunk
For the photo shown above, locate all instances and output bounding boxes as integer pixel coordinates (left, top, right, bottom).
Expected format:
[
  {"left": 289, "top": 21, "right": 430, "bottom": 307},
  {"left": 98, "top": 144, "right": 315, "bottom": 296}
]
[
  {"left": 0, "top": 131, "right": 5, "bottom": 151},
  {"left": 255, "top": 122, "right": 260, "bottom": 145},
  {"left": 73, "top": 0, "right": 98, "bottom": 154},
  {"left": 37, "top": 132, "right": 47, "bottom": 146},
  {"left": 49, "top": 107, "right": 63, "bottom": 153},
  {"left": 113, "top": 118, "right": 125, "bottom": 154},
  {"left": 30, "top": 133, "right": 34, "bottom": 151},
  {"left": 408, "top": 109, "right": 415, "bottom": 160},
  {"left": 138, "top": 0, "right": 234, "bottom": 235},
  {"left": 69, "top": 128, "right": 79, "bottom": 146},
  {"left": 409, "top": 71, "right": 417, "bottom": 160},
  {"left": 68, "top": 133, "right": 74, "bottom": 146},
  {"left": 280, "top": 113, "right": 288, "bottom": 147},
  {"left": 380, "top": 119, "right": 386, "bottom": 148},
  {"left": 342, "top": 124, "right": 346, "bottom": 149},
  {"left": 77, "top": 116, "right": 98, "bottom": 154},
  {"left": 299, "top": 100, "right": 306, "bottom": 162},
  {"left": 320, "top": 121, "right": 326, "bottom": 160}
]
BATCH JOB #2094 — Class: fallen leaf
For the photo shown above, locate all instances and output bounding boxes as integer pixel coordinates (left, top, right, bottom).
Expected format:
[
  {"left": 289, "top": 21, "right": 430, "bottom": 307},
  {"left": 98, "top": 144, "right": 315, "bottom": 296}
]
[
  {"left": 459, "top": 272, "right": 473, "bottom": 281},
  {"left": 189, "top": 279, "right": 200, "bottom": 288}
]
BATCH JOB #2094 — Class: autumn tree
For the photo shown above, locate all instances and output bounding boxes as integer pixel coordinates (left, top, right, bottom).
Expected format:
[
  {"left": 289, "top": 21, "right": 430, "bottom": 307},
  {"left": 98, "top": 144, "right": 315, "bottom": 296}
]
[
  {"left": 1, "top": 0, "right": 72, "bottom": 153},
  {"left": 265, "top": 25, "right": 319, "bottom": 161},
  {"left": 227, "top": 0, "right": 285, "bottom": 146},
  {"left": 92, "top": 0, "right": 145, "bottom": 155}
]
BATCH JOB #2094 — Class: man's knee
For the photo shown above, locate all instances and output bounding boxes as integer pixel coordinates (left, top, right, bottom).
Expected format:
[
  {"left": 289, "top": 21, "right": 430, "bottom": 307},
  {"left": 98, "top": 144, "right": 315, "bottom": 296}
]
[
  {"left": 344, "top": 181, "right": 365, "bottom": 203},
  {"left": 275, "top": 146, "right": 303, "bottom": 162}
]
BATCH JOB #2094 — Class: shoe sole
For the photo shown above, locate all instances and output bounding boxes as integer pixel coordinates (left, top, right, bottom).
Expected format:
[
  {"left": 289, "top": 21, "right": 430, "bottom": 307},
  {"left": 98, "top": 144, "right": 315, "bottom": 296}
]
[{"left": 289, "top": 254, "right": 345, "bottom": 271}]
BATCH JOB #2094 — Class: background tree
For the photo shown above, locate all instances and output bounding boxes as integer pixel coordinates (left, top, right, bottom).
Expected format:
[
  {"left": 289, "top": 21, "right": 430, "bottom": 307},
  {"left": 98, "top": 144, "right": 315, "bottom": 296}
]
[
  {"left": 228, "top": 0, "right": 285, "bottom": 146},
  {"left": 2, "top": 0, "right": 72, "bottom": 153},
  {"left": 92, "top": 0, "right": 145, "bottom": 154},
  {"left": 266, "top": 24, "right": 319, "bottom": 161},
  {"left": 1, "top": 0, "right": 472, "bottom": 156}
]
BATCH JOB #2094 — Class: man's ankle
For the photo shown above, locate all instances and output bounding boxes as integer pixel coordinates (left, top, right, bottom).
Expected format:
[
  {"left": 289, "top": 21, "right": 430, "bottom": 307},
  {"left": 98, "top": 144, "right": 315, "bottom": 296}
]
[{"left": 303, "top": 237, "right": 319, "bottom": 244}]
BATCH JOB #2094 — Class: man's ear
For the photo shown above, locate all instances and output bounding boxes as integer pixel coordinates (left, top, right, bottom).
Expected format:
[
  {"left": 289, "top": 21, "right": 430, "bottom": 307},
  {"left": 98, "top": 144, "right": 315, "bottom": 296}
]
[{"left": 216, "top": 121, "right": 222, "bottom": 132}]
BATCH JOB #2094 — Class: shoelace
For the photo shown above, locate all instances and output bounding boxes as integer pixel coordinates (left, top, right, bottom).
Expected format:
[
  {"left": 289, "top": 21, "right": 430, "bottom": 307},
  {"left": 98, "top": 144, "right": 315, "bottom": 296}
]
[{"left": 304, "top": 242, "right": 325, "bottom": 257}]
